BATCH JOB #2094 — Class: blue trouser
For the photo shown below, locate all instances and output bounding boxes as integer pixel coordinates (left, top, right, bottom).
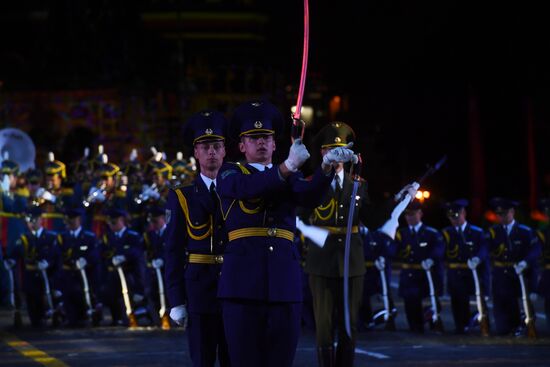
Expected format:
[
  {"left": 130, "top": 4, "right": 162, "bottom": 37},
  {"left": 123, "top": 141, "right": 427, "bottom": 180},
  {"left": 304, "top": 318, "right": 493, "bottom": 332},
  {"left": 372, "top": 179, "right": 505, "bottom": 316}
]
[
  {"left": 493, "top": 293, "right": 521, "bottom": 335},
  {"left": 187, "top": 312, "right": 230, "bottom": 367},
  {"left": 222, "top": 299, "right": 301, "bottom": 367}
]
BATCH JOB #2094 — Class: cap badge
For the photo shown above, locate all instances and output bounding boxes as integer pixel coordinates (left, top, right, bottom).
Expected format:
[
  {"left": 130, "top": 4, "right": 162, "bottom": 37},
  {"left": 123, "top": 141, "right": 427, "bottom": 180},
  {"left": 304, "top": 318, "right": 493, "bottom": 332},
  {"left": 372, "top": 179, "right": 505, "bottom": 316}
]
[
  {"left": 205, "top": 128, "right": 213, "bottom": 135},
  {"left": 254, "top": 121, "right": 263, "bottom": 129},
  {"left": 334, "top": 137, "right": 342, "bottom": 143}
]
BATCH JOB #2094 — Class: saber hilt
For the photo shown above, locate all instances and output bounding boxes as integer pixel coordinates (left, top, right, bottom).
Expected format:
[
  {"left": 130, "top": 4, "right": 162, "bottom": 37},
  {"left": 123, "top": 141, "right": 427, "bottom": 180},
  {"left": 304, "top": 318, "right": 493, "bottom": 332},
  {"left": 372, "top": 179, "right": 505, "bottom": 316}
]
[{"left": 290, "top": 117, "right": 306, "bottom": 143}]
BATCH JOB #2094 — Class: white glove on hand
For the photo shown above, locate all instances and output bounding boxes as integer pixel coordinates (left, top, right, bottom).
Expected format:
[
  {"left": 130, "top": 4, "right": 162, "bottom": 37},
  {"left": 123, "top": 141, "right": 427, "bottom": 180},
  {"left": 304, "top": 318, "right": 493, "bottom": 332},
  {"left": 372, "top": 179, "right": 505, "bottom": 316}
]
[
  {"left": 170, "top": 305, "right": 189, "bottom": 329},
  {"left": 3, "top": 259, "right": 16, "bottom": 270},
  {"left": 284, "top": 139, "right": 310, "bottom": 172},
  {"left": 89, "top": 187, "right": 106, "bottom": 203},
  {"left": 36, "top": 188, "right": 57, "bottom": 203},
  {"left": 395, "top": 182, "right": 420, "bottom": 202},
  {"left": 152, "top": 258, "right": 164, "bottom": 269},
  {"left": 38, "top": 259, "right": 49, "bottom": 271},
  {"left": 530, "top": 292, "right": 538, "bottom": 302},
  {"left": 143, "top": 186, "right": 161, "bottom": 201},
  {"left": 322, "top": 143, "right": 356, "bottom": 168},
  {"left": 421, "top": 258, "right": 434, "bottom": 270},
  {"left": 53, "top": 290, "right": 63, "bottom": 298},
  {"left": 514, "top": 260, "right": 528, "bottom": 275},
  {"left": 76, "top": 257, "right": 87, "bottom": 270},
  {"left": 374, "top": 256, "right": 386, "bottom": 271},
  {"left": 112, "top": 255, "right": 127, "bottom": 267},
  {"left": 467, "top": 257, "right": 480, "bottom": 270},
  {"left": 1, "top": 174, "right": 10, "bottom": 192}
]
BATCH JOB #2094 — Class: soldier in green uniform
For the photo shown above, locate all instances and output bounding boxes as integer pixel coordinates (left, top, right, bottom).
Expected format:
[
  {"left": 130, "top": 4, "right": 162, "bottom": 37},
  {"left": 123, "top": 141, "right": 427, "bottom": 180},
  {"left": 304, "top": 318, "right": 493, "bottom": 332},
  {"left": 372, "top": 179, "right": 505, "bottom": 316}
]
[{"left": 301, "top": 122, "right": 369, "bottom": 367}]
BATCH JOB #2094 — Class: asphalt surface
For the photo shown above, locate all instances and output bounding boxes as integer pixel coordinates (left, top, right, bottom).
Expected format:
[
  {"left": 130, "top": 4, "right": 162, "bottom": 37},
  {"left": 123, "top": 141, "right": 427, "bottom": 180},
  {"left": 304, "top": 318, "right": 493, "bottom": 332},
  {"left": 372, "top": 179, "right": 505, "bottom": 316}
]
[{"left": 2, "top": 295, "right": 550, "bottom": 367}]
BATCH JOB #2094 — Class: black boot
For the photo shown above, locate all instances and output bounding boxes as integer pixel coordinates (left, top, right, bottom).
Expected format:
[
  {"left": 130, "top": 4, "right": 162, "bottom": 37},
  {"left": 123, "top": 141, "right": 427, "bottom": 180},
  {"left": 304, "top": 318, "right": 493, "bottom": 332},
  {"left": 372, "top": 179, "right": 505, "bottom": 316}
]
[
  {"left": 335, "top": 341, "right": 355, "bottom": 367},
  {"left": 317, "top": 346, "right": 334, "bottom": 367}
]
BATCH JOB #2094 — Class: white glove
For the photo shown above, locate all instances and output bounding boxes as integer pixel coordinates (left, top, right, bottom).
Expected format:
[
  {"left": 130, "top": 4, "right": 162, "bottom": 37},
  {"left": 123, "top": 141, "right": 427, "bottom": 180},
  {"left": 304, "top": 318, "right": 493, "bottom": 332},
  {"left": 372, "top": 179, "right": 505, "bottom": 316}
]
[
  {"left": 38, "top": 259, "right": 49, "bottom": 271},
  {"left": 296, "top": 217, "right": 329, "bottom": 248},
  {"left": 374, "top": 256, "right": 386, "bottom": 271},
  {"left": 89, "top": 187, "right": 106, "bottom": 203},
  {"left": 530, "top": 292, "right": 538, "bottom": 302},
  {"left": 322, "top": 143, "right": 356, "bottom": 168},
  {"left": 170, "top": 305, "right": 189, "bottom": 329},
  {"left": 112, "top": 255, "right": 127, "bottom": 267},
  {"left": 395, "top": 182, "right": 419, "bottom": 202},
  {"left": 284, "top": 138, "right": 310, "bottom": 172},
  {"left": 152, "top": 258, "right": 164, "bottom": 269},
  {"left": 1, "top": 174, "right": 10, "bottom": 192},
  {"left": 467, "top": 257, "right": 480, "bottom": 270},
  {"left": 141, "top": 186, "right": 160, "bottom": 201},
  {"left": 36, "top": 188, "right": 57, "bottom": 203},
  {"left": 3, "top": 259, "right": 16, "bottom": 270},
  {"left": 514, "top": 260, "right": 528, "bottom": 275},
  {"left": 421, "top": 258, "right": 434, "bottom": 270},
  {"left": 76, "top": 257, "right": 87, "bottom": 270},
  {"left": 53, "top": 290, "right": 62, "bottom": 298}
]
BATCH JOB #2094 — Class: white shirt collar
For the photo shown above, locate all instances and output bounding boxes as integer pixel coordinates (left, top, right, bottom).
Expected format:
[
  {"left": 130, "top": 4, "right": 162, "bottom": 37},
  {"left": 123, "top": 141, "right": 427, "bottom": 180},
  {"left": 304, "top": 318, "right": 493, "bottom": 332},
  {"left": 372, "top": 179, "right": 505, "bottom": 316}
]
[
  {"left": 332, "top": 170, "right": 345, "bottom": 189},
  {"left": 158, "top": 224, "right": 167, "bottom": 236},
  {"left": 71, "top": 227, "right": 82, "bottom": 238},
  {"left": 200, "top": 173, "right": 217, "bottom": 189},
  {"left": 248, "top": 162, "right": 273, "bottom": 172},
  {"left": 34, "top": 227, "right": 44, "bottom": 238},
  {"left": 115, "top": 227, "right": 127, "bottom": 238},
  {"left": 505, "top": 220, "right": 515, "bottom": 234},
  {"left": 456, "top": 221, "right": 467, "bottom": 233},
  {"left": 410, "top": 222, "right": 422, "bottom": 233}
]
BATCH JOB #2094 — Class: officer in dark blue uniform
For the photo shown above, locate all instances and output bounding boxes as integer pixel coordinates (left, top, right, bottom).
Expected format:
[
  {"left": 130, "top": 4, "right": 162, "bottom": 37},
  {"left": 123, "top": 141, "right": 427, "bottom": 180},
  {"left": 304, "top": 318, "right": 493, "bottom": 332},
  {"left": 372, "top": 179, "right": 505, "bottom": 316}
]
[
  {"left": 143, "top": 205, "right": 170, "bottom": 329},
  {"left": 441, "top": 199, "right": 489, "bottom": 334},
  {"left": 536, "top": 198, "right": 550, "bottom": 332},
  {"left": 395, "top": 201, "right": 445, "bottom": 333},
  {"left": 216, "top": 100, "right": 353, "bottom": 367},
  {"left": 99, "top": 208, "right": 146, "bottom": 326},
  {"left": 6, "top": 206, "right": 61, "bottom": 327},
  {"left": 488, "top": 198, "right": 541, "bottom": 335},
  {"left": 57, "top": 208, "right": 101, "bottom": 327},
  {"left": 165, "top": 110, "right": 230, "bottom": 367}
]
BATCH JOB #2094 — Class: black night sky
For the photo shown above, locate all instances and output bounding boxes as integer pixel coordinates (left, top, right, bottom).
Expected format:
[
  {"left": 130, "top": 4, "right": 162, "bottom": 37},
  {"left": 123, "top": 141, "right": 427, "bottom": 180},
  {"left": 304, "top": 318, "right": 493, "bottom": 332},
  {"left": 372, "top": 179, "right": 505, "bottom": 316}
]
[{"left": 1, "top": 1, "right": 549, "bottom": 226}]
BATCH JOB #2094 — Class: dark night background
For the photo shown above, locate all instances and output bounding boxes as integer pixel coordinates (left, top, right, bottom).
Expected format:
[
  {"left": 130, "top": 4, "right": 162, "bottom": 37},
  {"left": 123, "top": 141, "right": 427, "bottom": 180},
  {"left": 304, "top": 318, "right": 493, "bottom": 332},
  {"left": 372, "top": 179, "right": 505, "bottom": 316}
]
[{"left": 1, "top": 0, "right": 549, "bottom": 227}]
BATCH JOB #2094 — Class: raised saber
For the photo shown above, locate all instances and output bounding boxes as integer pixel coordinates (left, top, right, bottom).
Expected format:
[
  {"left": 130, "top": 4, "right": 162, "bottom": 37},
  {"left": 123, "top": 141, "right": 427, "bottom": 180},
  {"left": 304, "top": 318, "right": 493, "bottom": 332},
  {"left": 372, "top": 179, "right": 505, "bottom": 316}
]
[
  {"left": 343, "top": 154, "right": 362, "bottom": 338},
  {"left": 518, "top": 271, "right": 537, "bottom": 339},
  {"left": 154, "top": 267, "right": 170, "bottom": 330},
  {"left": 291, "top": 0, "right": 309, "bottom": 142},
  {"left": 116, "top": 264, "right": 138, "bottom": 328}
]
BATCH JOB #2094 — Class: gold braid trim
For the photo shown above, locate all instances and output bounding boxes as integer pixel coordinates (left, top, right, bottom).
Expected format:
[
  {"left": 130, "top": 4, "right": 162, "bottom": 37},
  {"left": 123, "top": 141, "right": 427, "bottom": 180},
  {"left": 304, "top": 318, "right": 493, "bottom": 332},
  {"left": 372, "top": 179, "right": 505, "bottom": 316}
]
[{"left": 174, "top": 189, "right": 212, "bottom": 240}]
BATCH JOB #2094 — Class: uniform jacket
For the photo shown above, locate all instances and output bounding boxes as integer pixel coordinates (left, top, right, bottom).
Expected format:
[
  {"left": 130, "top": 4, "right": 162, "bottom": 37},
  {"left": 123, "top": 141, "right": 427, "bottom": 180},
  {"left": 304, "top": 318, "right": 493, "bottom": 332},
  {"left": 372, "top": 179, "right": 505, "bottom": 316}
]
[
  {"left": 302, "top": 172, "right": 369, "bottom": 277},
  {"left": 165, "top": 177, "right": 226, "bottom": 313},
  {"left": 216, "top": 162, "right": 333, "bottom": 302}
]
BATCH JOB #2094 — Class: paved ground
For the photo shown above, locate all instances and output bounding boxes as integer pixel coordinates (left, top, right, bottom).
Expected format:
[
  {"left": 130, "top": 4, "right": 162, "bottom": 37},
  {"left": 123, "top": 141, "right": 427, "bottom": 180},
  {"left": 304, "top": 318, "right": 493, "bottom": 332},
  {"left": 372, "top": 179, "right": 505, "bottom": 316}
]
[{"left": 2, "top": 296, "right": 550, "bottom": 367}]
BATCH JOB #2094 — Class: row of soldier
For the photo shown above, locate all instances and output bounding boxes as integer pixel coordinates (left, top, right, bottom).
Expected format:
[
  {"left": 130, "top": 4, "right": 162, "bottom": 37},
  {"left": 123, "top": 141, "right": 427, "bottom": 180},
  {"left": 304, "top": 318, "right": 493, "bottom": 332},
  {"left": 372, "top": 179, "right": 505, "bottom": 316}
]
[{"left": 1, "top": 102, "right": 549, "bottom": 367}]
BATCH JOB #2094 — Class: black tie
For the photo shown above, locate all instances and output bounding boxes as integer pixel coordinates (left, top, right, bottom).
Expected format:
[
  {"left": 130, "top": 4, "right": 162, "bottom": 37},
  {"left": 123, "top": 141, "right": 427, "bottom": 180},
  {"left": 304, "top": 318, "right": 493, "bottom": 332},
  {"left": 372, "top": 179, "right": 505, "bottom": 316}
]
[
  {"left": 209, "top": 182, "right": 217, "bottom": 202},
  {"left": 334, "top": 175, "right": 342, "bottom": 199}
]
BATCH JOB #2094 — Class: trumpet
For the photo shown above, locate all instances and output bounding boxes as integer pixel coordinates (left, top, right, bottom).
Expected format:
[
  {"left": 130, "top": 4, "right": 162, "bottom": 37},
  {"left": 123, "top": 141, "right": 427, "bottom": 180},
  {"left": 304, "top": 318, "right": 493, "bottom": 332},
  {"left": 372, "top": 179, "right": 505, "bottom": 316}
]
[{"left": 83, "top": 183, "right": 107, "bottom": 207}]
